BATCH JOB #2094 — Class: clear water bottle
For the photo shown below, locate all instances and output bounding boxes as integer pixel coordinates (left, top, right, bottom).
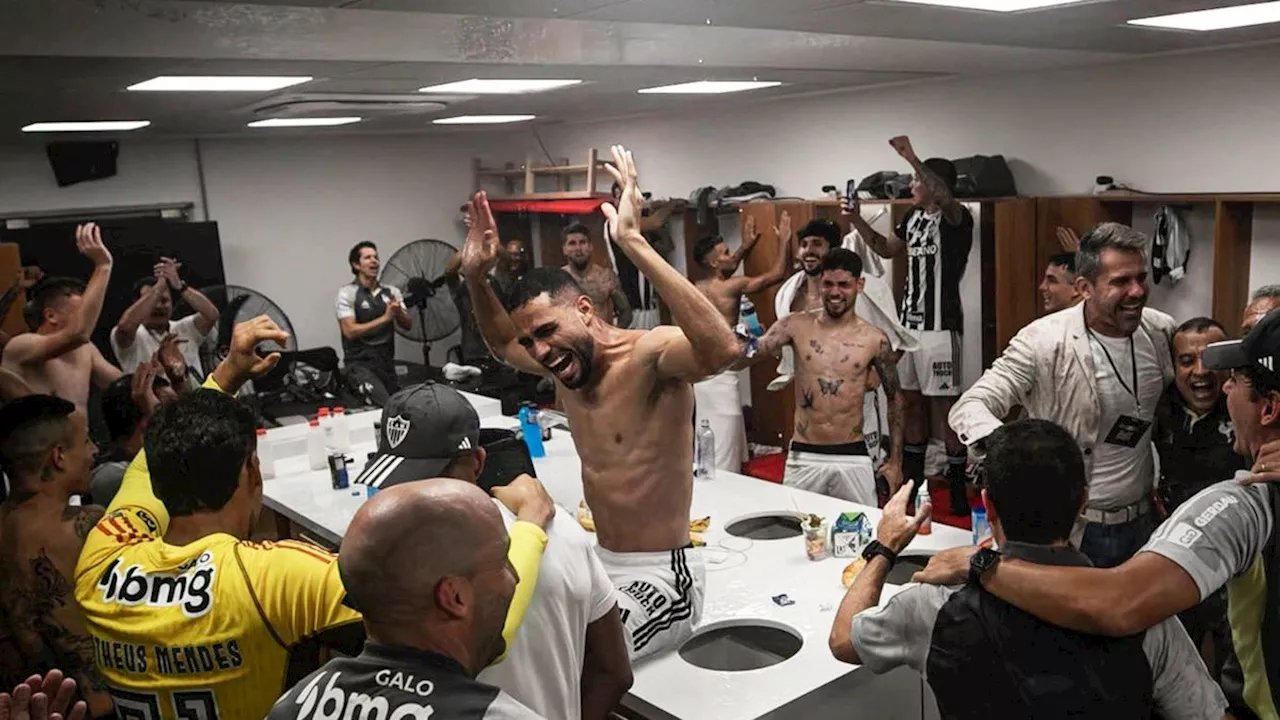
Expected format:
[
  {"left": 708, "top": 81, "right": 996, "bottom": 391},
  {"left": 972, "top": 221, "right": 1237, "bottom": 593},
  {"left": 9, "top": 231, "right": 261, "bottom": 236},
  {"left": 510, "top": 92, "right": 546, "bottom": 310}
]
[
  {"left": 332, "top": 406, "right": 351, "bottom": 453},
  {"left": 695, "top": 420, "right": 716, "bottom": 480},
  {"left": 256, "top": 428, "right": 275, "bottom": 480},
  {"left": 307, "top": 419, "right": 327, "bottom": 471},
  {"left": 318, "top": 407, "right": 335, "bottom": 451},
  {"left": 917, "top": 483, "right": 932, "bottom": 536},
  {"left": 971, "top": 506, "right": 990, "bottom": 546}
]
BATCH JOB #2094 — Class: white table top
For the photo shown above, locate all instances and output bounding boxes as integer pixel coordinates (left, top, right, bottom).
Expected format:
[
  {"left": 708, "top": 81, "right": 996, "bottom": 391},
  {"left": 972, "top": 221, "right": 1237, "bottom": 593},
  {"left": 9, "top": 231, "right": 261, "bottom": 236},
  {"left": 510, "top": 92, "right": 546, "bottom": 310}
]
[{"left": 260, "top": 399, "right": 970, "bottom": 720}]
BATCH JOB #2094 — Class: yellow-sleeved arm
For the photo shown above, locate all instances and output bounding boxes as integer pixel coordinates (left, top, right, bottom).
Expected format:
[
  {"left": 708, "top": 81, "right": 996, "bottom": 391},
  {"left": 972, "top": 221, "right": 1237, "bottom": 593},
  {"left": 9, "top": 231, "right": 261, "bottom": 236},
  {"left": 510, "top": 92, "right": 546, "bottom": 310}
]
[{"left": 494, "top": 520, "right": 548, "bottom": 664}]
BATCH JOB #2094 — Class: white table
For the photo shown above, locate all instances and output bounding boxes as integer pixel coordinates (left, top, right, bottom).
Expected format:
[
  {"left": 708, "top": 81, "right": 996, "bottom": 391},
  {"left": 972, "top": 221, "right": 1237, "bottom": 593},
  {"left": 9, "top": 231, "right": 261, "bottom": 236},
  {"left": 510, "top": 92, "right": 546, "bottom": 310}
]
[{"left": 259, "top": 397, "right": 969, "bottom": 720}]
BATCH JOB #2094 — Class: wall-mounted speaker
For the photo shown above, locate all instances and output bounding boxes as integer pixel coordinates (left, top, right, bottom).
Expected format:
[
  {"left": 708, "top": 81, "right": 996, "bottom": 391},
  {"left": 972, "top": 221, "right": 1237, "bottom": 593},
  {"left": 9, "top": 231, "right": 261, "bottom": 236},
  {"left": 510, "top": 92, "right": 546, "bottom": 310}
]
[{"left": 45, "top": 141, "right": 119, "bottom": 187}]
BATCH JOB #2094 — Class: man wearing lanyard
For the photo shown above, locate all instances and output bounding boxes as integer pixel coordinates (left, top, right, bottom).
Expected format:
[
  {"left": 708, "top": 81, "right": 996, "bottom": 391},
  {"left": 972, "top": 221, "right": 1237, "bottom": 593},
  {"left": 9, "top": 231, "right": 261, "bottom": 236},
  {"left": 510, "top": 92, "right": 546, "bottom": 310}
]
[{"left": 950, "top": 223, "right": 1175, "bottom": 567}]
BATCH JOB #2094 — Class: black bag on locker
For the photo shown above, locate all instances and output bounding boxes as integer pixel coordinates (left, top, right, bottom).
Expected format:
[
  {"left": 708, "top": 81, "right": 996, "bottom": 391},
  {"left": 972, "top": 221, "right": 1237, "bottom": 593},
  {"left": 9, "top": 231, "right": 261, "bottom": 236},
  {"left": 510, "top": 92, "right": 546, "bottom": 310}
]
[
  {"left": 855, "top": 171, "right": 913, "bottom": 200},
  {"left": 951, "top": 155, "right": 1017, "bottom": 198}
]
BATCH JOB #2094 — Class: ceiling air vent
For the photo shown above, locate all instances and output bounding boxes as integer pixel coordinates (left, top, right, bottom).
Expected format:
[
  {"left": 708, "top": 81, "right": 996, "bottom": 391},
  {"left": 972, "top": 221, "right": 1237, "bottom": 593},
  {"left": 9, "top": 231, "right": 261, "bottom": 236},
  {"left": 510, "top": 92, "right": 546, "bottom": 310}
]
[{"left": 250, "top": 94, "right": 452, "bottom": 118}]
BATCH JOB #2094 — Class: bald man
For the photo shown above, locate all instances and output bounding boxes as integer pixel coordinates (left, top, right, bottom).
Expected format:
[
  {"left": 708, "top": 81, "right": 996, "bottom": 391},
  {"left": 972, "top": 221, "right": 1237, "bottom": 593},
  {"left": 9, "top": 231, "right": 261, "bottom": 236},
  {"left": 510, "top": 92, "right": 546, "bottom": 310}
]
[{"left": 271, "top": 479, "right": 543, "bottom": 720}]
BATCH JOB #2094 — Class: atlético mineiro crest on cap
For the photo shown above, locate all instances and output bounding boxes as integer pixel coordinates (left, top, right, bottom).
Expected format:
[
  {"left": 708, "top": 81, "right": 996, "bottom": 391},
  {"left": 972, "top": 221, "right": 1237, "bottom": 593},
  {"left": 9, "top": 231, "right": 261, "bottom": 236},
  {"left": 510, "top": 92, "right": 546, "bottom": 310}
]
[{"left": 386, "top": 415, "right": 411, "bottom": 449}]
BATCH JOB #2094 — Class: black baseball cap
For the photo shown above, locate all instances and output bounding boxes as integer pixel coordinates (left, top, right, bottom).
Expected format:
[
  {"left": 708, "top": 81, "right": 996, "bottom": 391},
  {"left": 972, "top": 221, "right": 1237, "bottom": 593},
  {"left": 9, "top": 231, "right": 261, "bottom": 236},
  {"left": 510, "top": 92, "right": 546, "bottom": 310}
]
[
  {"left": 354, "top": 382, "right": 481, "bottom": 490},
  {"left": 1202, "top": 309, "right": 1280, "bottom": 388}
]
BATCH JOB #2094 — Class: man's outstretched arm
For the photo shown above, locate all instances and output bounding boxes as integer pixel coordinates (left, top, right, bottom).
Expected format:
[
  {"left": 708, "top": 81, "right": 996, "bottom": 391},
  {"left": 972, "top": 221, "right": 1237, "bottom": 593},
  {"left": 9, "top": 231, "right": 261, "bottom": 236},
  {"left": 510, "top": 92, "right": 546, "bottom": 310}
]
[
  {"left": 889, "top": 135, "right": 966, "bottom": 226},
  {"left": 460, "top": 192, "right": 546, "bottom": 376},
  {"left": 603, "top": 146, "right": 739, "bottom": 381}
]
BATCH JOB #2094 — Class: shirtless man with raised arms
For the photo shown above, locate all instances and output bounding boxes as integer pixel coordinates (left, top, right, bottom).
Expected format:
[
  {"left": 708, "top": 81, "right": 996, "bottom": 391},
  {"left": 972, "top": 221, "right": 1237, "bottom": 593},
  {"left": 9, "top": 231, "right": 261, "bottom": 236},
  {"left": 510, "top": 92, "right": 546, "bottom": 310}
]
[
  {"left": 2, "top": 224, "right": 121, "bottom": 415},
  {"left": 690, "top": 212, "right": 792, "bottom": 471},
  {"left": 463, "top": 146, "right": 740, "bottom": 660},
  {"left": 738, "top": 248, "right": 904, "bottom": 503}
]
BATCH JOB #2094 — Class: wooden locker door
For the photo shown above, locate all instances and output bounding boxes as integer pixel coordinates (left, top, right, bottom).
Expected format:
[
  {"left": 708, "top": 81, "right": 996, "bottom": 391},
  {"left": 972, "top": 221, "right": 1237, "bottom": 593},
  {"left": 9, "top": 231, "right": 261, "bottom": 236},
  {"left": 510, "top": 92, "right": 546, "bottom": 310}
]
[
  {"left": 0, "top": 244, "right": 23, "bottom": 338},
  {"left": 989, "top": 199, "right": 1039, "bottom": 359},
  {"left": 741, "top": 199, "right": 813, "bottom": 449}
]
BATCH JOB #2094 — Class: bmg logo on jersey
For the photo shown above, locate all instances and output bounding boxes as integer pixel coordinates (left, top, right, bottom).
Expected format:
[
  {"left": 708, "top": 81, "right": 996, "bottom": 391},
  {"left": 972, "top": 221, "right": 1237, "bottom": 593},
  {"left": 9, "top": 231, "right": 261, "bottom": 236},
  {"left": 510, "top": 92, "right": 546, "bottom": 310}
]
[
  {"left": 96, "top": 551, "right": 216, "bottom": 617},
  {"left": 292, "top": 671, "right": 436, "bottom": 720}
]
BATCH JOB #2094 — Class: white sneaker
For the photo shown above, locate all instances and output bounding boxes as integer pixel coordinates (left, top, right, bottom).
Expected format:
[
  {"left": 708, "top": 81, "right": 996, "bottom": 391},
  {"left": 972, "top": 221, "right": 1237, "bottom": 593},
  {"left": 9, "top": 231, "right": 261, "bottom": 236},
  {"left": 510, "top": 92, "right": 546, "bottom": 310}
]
[{"left": 767, "top": 374, "right": 793, "bottom": 392}]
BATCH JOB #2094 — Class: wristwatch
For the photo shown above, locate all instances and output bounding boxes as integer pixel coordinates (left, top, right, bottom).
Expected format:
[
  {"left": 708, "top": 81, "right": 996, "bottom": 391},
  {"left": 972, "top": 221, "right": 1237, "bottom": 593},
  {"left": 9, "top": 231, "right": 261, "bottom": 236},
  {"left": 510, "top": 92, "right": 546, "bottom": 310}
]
[
  {"left": 861, "top": 539, "right": 898, "bottom": 566},
  {"left": 969, "top": 547, "right": 1001, "bottom": 584}
]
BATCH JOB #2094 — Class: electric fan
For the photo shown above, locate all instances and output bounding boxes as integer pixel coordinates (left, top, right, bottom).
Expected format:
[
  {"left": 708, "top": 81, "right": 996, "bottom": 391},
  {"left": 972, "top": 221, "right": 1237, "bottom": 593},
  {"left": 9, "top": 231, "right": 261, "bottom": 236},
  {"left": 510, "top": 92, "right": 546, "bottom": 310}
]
[
  {"left": 378, "top": 239, "right": 462, "bottom": 365},
  {"left": 195, "top": 284, "right": 298, "bottom": 370}
]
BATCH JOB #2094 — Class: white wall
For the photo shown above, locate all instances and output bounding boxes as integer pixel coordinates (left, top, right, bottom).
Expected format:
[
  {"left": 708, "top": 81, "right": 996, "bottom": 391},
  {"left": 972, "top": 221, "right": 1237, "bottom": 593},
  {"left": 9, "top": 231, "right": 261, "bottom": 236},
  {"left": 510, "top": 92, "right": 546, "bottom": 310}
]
[{"left": 0, "top": 135, "right": 476, "bottom": 362}]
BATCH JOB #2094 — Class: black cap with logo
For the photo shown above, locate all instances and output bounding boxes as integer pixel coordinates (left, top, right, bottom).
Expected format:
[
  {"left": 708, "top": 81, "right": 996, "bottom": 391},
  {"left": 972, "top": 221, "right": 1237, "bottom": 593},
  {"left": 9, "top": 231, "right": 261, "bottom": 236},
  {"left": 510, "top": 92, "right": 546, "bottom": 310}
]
[
  {"left": 1202, "top": 309, "right": 1280, "bottom": 388},
  {"left": 354, "top": 382, "right": 481, "bottom": 490}
]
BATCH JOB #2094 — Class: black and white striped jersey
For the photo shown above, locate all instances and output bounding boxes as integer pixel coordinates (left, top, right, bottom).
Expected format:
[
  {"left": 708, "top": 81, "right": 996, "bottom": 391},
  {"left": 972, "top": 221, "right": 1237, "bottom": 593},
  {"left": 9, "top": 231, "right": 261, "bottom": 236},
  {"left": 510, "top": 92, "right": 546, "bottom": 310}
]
[{"left": 895, "top": 205, "right": 974, "bottom": 333}]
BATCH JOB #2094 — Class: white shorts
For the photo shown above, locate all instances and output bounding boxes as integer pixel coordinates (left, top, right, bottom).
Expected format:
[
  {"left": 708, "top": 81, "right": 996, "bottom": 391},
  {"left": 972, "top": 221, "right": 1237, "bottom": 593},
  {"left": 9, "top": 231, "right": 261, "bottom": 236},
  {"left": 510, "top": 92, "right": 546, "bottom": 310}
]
[
  {"left": 899, "top": 330, "right": 962, "bottom": 397},
  {"left": 783, "top": 443, "right": 877, "bottom": 505},
  {"left": 694, "top": 371, "right": 747, "bottom": 472},
  {"left": 598, "top": 546, "right": 706, "bottom": 661}
]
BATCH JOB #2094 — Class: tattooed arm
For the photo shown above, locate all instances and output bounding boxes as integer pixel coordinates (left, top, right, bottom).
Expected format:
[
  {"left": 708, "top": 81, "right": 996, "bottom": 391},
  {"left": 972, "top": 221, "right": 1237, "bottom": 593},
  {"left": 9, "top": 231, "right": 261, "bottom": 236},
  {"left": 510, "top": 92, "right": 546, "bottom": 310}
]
[
  {"left": 730, "top": 315, "right": 795, "bottom": 370},
  {"left": 842, "top": 195, "right": 904, "bottom": 259},
  {"left": 45, "top": 507, "right": 112, "bottom": 716},
  {"left": 870, "top": 333, "right": 905, "bottom": 492},
  {"left": 889, "top": 135, "right": 965, "bottom": 226}
]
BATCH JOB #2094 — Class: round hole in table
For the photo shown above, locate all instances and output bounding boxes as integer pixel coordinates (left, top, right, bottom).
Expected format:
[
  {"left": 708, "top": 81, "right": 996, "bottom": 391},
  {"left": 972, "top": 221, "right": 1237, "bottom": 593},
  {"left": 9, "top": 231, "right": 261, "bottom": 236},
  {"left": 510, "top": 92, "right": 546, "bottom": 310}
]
[
  {"left": 724, "top": 512, "right": 803, "bottom": 540},
  {"left": 678, "top": 618, "right": 803, "bottom": 672}
]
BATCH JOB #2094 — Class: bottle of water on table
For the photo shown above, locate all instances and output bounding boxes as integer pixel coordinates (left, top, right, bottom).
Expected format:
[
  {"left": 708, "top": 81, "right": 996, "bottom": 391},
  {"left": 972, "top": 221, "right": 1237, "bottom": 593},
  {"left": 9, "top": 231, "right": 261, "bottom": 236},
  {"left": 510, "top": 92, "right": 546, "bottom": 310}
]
[{"left": 695, "top": 420, "right": 716, "bottom": 480}]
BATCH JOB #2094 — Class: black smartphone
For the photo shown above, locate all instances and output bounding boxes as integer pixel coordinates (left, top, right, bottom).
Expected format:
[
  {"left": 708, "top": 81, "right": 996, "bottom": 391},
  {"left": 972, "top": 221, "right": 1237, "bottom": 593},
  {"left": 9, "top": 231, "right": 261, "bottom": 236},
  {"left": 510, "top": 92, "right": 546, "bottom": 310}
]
[
  {"left": 477, "top": 428, "right": 538, "bottom": 492},
  {"left": 846, "top": 178, "right": 859, "bottom": 207}
]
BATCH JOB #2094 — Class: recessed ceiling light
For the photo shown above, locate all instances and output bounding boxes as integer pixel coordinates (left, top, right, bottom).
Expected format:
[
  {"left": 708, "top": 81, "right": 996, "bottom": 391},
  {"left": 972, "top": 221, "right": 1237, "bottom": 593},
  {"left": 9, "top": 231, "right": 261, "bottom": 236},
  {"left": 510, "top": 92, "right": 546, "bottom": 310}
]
[
  {"left": 419, "top": 79, "right": 582, "bottom": 94},
  {"left": 891, "top": 0, "right": 1089, "bottom": 10},
  {"left": 637, "top": 80, "right": 782, "bottom": 95},
  {"left": 22, "top": 120, "right": 151, "bottom": 133},
  {"left": 432, "top": 115, "right": 536, "bottom": 125},
  {"left": 247, "top": 117, "right": 363, "bottom": 128},
  {"left": 1128, "top": 1, "right": 1280, "bottom": 30},
  {"left": 128, "top": 76, "right": 313, "bottom": 92}
]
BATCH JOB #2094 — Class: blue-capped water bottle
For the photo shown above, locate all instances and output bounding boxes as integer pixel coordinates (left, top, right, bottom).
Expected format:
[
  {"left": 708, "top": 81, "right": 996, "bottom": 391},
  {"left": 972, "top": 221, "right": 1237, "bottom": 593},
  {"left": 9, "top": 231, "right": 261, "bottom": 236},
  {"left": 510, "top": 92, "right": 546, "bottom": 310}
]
[
  {"left": 971, "top": 506, "right": 990, "bottom": 546},
  {"left": 519, "top": 403, "right": 546, "bottom": 458}
]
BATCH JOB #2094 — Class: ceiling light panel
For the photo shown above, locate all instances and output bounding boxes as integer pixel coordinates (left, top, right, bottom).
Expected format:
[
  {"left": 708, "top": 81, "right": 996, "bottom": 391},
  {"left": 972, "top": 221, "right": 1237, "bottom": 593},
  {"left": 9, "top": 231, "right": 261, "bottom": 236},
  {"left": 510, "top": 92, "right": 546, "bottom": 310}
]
[
  {"left": 128, "top": 76, "right": 313, "bottom": 92},
  {"left": 1128, "top": 2, "right": 1280, "bottom": 31},
  {"left": 23, "top": 121, "right": 151, "bottom": 132},
  {"left": 637, "top": 81, "right": 782, "bottom": 94},
  {"left": 432, "top": 115, "right": 536, "bottom": 125},
  {"left": 419, "top": 79, "right": 582, "bottom": 94},
  {"left": 247, "top": 117, "right": 363, "bottom": 128}
]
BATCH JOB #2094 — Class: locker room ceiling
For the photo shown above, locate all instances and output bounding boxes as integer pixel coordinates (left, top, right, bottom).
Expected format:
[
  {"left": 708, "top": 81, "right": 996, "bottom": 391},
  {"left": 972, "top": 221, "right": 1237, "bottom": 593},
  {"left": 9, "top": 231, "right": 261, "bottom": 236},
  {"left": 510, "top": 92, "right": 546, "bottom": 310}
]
[{"left": 1, "top": 0, "right": 1277, "bottom": 138}]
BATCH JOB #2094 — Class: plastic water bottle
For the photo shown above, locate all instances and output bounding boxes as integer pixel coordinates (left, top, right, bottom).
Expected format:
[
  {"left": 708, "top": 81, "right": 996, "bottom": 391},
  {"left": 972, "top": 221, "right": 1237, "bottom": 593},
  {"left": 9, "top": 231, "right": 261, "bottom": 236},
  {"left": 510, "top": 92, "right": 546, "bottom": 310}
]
[
  {"left": 971, "top": 506, "right": 990, "bottom": 545},
  {"left": 256, "top": 428, "right": 275, "bottom": 479},
  {"left": 518, "top": 404, "right": 546, "bottom": 458},
  {"left": 307, "top": 419, "right": 327, "bottom": 471},
  {"left": 917, "top": 483, "right": 932, "bottom": 535},
  {"left": 739, "top": 297, "right": 764, "bottom": 338},
  {"left": 694, "top": 420, "right": 716, "bottom": 480},
  {"left": 332, "top": 406, "right": 351, "bottom": 453},
  {"left": 318, "top": 407, "right": 335, "bottom": 451}
]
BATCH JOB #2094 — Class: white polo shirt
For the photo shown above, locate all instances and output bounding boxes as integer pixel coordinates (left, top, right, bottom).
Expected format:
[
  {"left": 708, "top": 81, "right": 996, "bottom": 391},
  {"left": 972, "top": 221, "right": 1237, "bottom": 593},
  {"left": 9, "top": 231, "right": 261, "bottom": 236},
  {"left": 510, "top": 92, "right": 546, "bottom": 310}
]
[
  {"left": 479, "top": 504, "right": 617, "bottom": 720},
  {"left": 110, "top": 314, "right": 210, "bottom": 379}
]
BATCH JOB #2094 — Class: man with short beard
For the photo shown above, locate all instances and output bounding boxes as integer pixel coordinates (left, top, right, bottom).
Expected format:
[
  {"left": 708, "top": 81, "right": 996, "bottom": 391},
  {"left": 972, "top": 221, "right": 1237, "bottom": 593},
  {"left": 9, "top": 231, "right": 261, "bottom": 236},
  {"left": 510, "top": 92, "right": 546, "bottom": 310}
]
[
  {"left": 736, "top": 249, "right": 903, "bottom": 502},
  {"left": 561, "top": 223, "right": 632, "bottom": 328},
  {"left": 463, "top": 146, "right": 741, "bottom": 660},
  {"left": 950, "top": 222, "right": 1176, "bottom": 568}
]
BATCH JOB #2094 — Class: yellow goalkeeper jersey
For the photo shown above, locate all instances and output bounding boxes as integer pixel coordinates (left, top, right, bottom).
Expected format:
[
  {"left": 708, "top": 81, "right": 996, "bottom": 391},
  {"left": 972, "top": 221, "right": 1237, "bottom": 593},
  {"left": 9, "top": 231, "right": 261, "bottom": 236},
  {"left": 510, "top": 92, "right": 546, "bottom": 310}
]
[{"left": 73, "top": 450, "right": 361, "bottom": 720}]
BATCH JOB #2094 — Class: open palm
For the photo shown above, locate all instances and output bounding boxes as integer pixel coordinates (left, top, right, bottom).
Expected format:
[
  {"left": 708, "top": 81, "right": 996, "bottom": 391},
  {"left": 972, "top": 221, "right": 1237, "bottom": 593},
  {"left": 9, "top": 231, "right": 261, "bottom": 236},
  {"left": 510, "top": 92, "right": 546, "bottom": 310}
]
[
  {"left": 601, "top": 145, "right": 644, "bottom": 245},
  {"left": 461, "top": 190, "right": 501, "bottom": 277}
]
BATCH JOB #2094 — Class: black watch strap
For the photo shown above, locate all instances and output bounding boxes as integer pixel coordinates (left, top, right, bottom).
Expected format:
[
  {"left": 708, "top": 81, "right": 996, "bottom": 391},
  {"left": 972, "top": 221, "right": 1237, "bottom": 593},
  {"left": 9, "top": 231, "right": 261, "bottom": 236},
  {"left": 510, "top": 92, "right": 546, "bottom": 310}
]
[
  {"left": 969, "top": 547, "right": 1001, "bottom": 584},
  {"left": 861, "top": 539, "right": 898, "bottom": 566}
]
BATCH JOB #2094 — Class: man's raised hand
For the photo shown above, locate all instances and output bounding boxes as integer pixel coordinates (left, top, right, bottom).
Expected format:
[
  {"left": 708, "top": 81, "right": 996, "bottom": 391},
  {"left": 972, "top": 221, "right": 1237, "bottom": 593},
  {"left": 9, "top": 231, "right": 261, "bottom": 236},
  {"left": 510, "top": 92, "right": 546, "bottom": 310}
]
[
  {"left": 888, "top": 135, "right": 917, "bottom": 162},
  {"left": 74, "top": 223, "right": 112, "bottom": 268},
  {"left": 774, "top": 211, "right": 792, "bottom": 247},
  {"left": 213, "top": 316, "right": 290, "bottom": 392},
  {"left": 460, "top": 191, "right": 501, "bottom": 279},
  {"left": 17, "top": 267, "right": 44, "bottom": 290},
  {"left": 601, "top": 145, "right": 644, "bottom": 246}
]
